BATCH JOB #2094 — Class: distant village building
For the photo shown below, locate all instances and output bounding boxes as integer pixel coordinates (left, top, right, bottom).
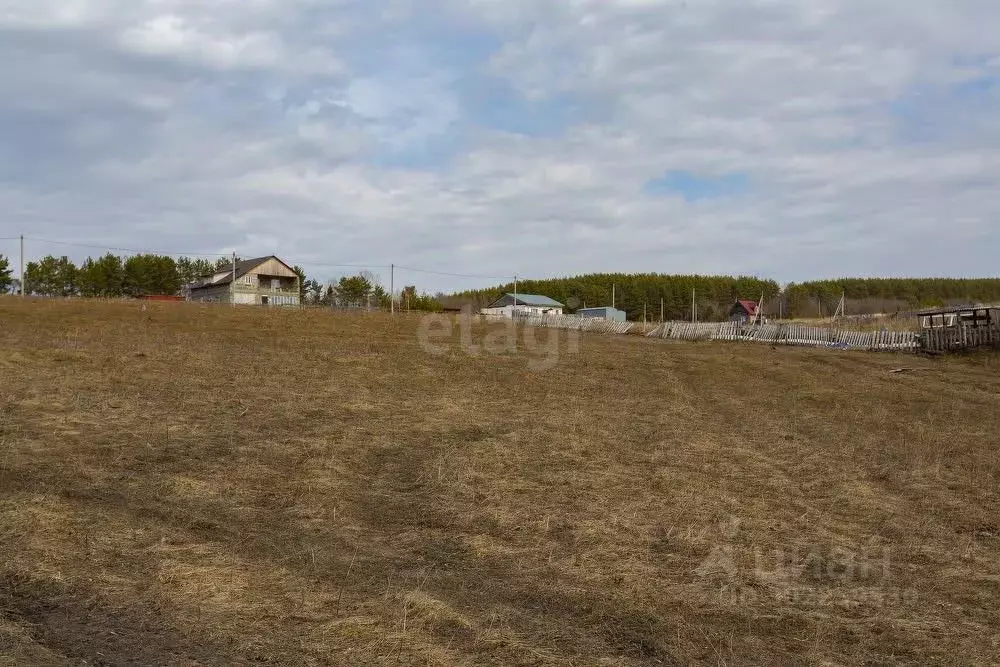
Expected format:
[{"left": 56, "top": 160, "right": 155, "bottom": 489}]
[
  {"left": 187, "top": 256, "right": 301, "bottom": 306},
  {"left": 481, "top": 293, "right": 564, "bottom": 317},
  {"left": 577, "top": 306, "right": 627, "bottom": 322},
  {"left": 729, "top": 300, "right": 760, "bottom": 323}
]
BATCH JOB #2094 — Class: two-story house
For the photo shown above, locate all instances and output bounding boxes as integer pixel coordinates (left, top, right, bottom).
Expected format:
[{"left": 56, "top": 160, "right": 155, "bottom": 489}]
[{"left": 187, "top": 256, "right": 300, "bottom": 306}]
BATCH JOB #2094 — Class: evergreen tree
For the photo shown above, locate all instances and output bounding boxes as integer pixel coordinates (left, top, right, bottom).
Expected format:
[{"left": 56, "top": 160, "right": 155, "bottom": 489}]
[
  {"left": 23, "top": 256, "right": 78, "bottom": 296},
  {"left": 122, "top": 254, "right": 181, "bottom": 296},
  {"left": 77, "top": 253, "right": 125, "bottom": 297},
  {"left": 337, "top": 275, "right": 372, "bottom": 306},
  {"left": 0, "top": 254, "right": 12, "bottom": 293},
  {"left": 215, "top": 256, "right": 241, "bottom": 272},
  {"left": 292, "top": 265, "right": 308, "bottom": 301},
  {"left": 302, "top": 279, "right": 322, "bottom": 303},
  {"left": 176, "top": 257, "right": 215, "bottom": 284}
]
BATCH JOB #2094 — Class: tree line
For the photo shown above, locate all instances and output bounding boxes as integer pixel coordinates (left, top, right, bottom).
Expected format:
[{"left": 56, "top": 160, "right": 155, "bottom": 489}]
[
  {"left": 784, "top": 278, "right": 1000, "bottom": 317},
  {"left": 293, "top": 270, "right": 439, "bottom": 311},
  {"left": 9, "top": 254, "right": 230, "bottom": 298},
  {"left": 4, "top": 253, "right": 999, "bottom": 319},
  {"left": 447, "top": 273, "right": 782, "bottom": 322},
  {"left": 0, "top": 253, "right": 442, "bottom": 311},
  {"left": 448, "top": 274, "right": 1000, "bottom": 321}
]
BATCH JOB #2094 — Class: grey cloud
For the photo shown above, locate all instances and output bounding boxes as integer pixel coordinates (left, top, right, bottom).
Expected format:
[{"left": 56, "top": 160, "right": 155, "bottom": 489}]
[{"left": 1, "top": 0, "right": 999, "bottom": 293}]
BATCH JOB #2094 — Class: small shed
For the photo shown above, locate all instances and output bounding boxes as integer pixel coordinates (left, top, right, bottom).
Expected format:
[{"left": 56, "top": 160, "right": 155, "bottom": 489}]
[
  {"left": 577, "top": 306, "right": 627, "bottom": 322},
  {"left": 729, "top": 300, "right": 759, "bottom": 323},
  {"left": 916, "top": 305, "right": 998, "bottom": 330}
]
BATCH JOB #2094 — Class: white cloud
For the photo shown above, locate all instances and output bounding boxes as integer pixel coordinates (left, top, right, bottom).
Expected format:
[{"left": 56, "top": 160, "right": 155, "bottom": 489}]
[
  {"left": 1, "top": 0, "right": 999, "bottom": 290},
  {"left": 118, "top": 14, "right": 283, "bottom": 69}
]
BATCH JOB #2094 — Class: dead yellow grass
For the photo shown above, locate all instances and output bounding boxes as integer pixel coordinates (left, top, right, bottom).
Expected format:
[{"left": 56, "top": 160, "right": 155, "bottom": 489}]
[{"left": 0, "top": 297, "right": 998, "bottom": 665}]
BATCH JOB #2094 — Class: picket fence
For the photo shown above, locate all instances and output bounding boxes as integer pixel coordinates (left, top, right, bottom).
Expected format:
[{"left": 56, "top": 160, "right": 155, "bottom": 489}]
[
  {"left": 483, "top": 313, "right": 634, "bottom": 335},
  {"left": 647, "top": 321, "right": 920, "bottom": 352}
]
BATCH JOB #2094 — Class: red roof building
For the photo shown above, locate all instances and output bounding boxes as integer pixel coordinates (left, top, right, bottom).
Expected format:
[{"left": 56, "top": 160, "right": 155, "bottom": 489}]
[{"left": 730, "top": 300, "right": 759, "bottom": 322}]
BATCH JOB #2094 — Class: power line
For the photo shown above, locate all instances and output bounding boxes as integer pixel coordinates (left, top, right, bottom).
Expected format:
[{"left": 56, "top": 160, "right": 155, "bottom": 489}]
[
  {"left": 303, "top": 263, "right": 512, "bottom": 280},
  {"left": 23, "top": 236, "right": 232, "bottom": 257},
  {"left": 17, "top": 235, "right": 519, "bottom": 283},
  {"left": 306, "top": 261, "right": 392, "bottom": 270},
  {"left": 394, "top": 265, "right": 514, "bottom": 281}
]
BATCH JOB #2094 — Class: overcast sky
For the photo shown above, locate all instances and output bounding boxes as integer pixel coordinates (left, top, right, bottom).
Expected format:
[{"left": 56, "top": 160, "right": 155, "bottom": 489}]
[{"left": 1, "top": 0, "right": 998, "bottom": 292}]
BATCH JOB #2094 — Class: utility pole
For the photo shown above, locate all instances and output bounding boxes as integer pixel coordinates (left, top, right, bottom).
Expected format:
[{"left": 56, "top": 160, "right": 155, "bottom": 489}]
[
  {"left": 643, "top": 301, "right": 647, "bottom": 327},
  {"left": 390, "top": 263, "right": 394, "bottom": 315},
  {"left": 612, "top": 283, "right": 615, "bottom": 309},
  {"left": 513, "top": 274, "right": 518, "bottom": 319},
  {"left": 691, "top": 288, "right": 696, "bottom": 323},
  {"left": 231, "top": 251, "right": 236, "bottom": 306},
  {"left": 19, "top": 234, "right": 24, "bottom": 297},
  {"left": 660, "top": 297, "right": 664, "bottom": 323}
]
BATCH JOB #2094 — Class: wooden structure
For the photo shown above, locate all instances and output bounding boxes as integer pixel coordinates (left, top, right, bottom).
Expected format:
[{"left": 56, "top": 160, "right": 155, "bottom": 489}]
[
  {"left": 916, "top": 305, "right": 997, "bottom": 330},
  {"left": 187, "top": 256, "right": 300, "bottom": 306},
  {"left": 914, "top": 305, "right": 1000, "bottom": 353},
  {"left": 921, "top": 323, "right": 1000, "bottom": 353}
]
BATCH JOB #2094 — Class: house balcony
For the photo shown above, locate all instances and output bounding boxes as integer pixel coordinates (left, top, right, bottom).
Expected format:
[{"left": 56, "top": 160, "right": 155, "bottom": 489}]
[{"left": 232, "top": 283, "right": 299, "bottom": 297}]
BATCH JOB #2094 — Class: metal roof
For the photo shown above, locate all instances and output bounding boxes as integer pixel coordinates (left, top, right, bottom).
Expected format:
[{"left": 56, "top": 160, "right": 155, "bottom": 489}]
[
  {"left": 190, "top": 256, "right": 294, "bottom": 290},
  {"left": 506, "top": 293, "right": 565, "bottom": 307}
]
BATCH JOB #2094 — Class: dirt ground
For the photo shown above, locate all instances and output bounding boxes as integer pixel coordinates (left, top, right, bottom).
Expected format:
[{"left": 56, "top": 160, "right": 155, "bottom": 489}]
[{"left": 1, "top": 298, "right": 998, "bottom": 665}]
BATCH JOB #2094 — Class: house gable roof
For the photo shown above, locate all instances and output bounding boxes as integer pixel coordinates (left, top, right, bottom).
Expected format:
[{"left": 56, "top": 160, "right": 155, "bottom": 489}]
[
  {"left": 190, "top": 256, "right": 297, "bottom": 290},
  {"left": 734, "top": 300, "right": 759, "bottom": 315}
]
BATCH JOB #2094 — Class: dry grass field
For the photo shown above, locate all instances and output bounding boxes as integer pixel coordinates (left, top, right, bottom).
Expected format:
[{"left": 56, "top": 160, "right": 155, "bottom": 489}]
[{"left": 1, "top": 297, "right": 998, "bottom": 665}]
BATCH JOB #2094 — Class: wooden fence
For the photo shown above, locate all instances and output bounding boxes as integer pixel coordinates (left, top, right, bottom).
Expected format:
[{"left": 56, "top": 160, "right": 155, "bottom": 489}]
[
  {"left": 647, "top": 321, "right": 920, "bottom": 352},
  {"left": 920, "top": 322, "right": 1000, "bottom": 353},
  {"left": 483, "top": 313, "right": 634, "bottom": 335},
  {"left": 484, "top": 313, "right": 999, "bottom": 354}
]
